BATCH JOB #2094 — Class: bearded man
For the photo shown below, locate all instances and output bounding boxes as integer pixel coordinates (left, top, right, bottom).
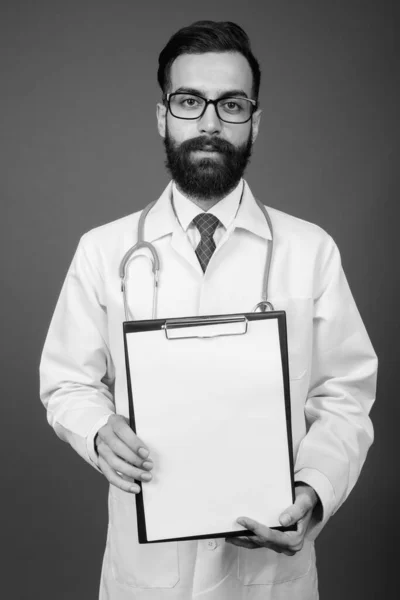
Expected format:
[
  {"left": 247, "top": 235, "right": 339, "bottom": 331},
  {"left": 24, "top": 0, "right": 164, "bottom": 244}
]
[{"left": 40, "top": 20, "right": 377, "bottom": 600}]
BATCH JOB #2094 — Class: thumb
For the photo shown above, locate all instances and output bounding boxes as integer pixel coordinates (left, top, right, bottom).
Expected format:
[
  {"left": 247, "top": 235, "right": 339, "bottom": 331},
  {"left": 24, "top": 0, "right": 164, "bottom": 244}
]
[{"left": 279, "top": 496, "right": 309, "bottom": 527}]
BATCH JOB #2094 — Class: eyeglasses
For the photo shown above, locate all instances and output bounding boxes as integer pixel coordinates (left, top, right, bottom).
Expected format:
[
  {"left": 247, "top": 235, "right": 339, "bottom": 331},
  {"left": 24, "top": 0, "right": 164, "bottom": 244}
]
[{"left": 164, "top": 92, "right": 258, "bottom": 124}]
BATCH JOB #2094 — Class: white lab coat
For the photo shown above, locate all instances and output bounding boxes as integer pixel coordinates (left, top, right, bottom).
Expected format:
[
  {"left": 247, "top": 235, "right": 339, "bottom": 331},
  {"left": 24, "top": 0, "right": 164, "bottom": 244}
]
[{"left": 40, "top": 180, "right": 377, "bottom": 599}]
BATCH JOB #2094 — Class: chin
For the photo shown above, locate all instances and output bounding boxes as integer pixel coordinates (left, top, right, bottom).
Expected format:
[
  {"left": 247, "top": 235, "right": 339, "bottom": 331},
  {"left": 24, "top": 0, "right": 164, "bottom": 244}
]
[{"left": 190, "top": 157, "right": 223, "bottom": 169}]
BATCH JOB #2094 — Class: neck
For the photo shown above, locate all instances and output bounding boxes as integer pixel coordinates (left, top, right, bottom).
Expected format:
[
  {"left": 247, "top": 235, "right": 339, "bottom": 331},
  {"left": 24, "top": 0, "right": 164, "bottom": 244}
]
[
  {"left": 175, "top": 183, "right": 237, "bottom": 211},
  {"left": 187, "top": 196, "right": 221, "bottom": 211}
]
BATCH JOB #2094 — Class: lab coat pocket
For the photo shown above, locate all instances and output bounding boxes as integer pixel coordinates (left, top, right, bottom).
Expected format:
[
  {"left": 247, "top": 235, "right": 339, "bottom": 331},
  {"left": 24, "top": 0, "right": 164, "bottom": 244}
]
[
  {"left": 271, "top": 296, "right": 313, "bottom": 381},
  {"left": 108, "top": 486, "right": 180, "bottom": 589},
  {"left": 238, "top": 539, "right": 313, "bottom": 585}
]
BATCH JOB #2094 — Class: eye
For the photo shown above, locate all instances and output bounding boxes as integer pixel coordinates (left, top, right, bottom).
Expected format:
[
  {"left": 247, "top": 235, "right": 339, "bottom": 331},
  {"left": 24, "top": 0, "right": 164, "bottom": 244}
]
[
  {"left": 220, "top": 100, "right": 243, "bottom": 113},
  {"left": 179, "top": 95, "right": 202, "bottom": 107}
]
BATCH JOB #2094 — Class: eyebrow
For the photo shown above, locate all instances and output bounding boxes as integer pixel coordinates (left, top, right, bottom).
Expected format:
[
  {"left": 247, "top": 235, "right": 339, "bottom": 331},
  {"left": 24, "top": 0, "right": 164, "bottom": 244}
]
[{"left": 173, "top": 86, "right": 250, "bottom": 99}]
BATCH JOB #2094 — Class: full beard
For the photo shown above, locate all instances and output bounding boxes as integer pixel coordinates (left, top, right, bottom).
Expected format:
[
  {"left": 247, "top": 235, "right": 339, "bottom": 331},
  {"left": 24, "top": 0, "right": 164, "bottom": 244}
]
[{"left": 163, "top": 126, "right": 253, "bottom": 201}]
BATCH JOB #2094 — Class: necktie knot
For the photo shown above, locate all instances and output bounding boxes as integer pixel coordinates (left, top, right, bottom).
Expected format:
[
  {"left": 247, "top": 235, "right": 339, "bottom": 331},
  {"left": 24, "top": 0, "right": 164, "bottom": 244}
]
[
  {"left": 192, "top": 213, "right": 220, "bottom": 240},
  {"left": 192, "top": 213, "right": 220, "bottom": 272}
]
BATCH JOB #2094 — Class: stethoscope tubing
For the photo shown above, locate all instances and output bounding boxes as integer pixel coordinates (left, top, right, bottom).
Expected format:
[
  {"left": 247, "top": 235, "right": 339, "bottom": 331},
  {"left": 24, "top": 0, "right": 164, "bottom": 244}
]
[{"left": 119, "top": 193, "right": 274, "bottom": 321}]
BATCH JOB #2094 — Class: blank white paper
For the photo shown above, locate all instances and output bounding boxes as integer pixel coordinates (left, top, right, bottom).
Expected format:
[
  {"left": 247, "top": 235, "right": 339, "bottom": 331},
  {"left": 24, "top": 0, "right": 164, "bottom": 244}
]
[{"left": 125, "top": 317, "right": 293, "bottom": 542}]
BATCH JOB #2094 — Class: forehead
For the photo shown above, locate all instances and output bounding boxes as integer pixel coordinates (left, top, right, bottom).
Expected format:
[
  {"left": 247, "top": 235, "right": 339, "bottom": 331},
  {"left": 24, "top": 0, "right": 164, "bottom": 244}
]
[{"left": 169, "top": 52, "right": 253, "bottom": 96}]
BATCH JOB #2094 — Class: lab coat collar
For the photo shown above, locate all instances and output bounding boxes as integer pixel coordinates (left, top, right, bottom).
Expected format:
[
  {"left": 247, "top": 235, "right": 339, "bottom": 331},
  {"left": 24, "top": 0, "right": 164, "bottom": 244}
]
[
  {"left": 234, "top": 180, "right": 272, "bottom": 241},
  {"left": 141, "top": 181, "right": 176, "bottom": 242},
  {"left": 143, "top": 179, "right": 272, "bottom": 243}
]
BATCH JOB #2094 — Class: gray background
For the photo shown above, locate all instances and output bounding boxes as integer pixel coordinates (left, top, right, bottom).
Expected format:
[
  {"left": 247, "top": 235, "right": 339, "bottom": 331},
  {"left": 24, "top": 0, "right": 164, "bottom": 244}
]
[{"left": 1, "top": 0, "right": 397, "bottom": 598}]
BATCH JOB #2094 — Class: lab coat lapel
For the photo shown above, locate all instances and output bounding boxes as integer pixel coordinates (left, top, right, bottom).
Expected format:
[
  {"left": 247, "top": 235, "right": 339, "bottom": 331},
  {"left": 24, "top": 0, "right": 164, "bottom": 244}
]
[
  {"left": 170, "top": 223, "right": 203, "bottom": 274},
  {"left": 233, "top": 182, "right": 272, "bottom": 241},
  {"left": 144, "top": 181, "right": 203, "bottom": 275},
  {"left": 143, "top": 182, "right": 175, "bottom": 242},
  {"left": 143, "top": 179, "right": 271, "bottom": 275}
]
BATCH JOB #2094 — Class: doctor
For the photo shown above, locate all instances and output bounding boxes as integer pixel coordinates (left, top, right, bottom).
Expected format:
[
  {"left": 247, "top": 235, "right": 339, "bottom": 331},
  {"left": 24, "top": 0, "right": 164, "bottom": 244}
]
[{"left": 40, "top": 20, "right": 377, "bottom": 600}]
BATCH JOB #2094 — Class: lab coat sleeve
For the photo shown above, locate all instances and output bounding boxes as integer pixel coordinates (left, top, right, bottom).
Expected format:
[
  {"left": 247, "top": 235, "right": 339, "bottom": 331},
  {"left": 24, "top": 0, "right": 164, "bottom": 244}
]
[
  {"left": 39, "top": 234, "right": 116, "bottom": 470},
  {"left": 294, "top": 236, "right": 377, "bottom": 540}
]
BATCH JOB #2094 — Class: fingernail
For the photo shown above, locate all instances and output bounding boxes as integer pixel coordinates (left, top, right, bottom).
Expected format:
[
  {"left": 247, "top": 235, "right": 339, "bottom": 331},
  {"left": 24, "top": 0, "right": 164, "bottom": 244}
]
[
  {"left": 280, "top": 514, "right": 291, "bottom": 526},
  {"left": 138, "top": 448, "right": 149, "bottom": 459},
  {"left": 142, "top": 460, "right": 153, "bottom": 470},
  {"left": 237, "top": 519, "right": 245, "bottom": 527},
  {"left": 130, "top": 485, "right": 140, "bottom": 493},
  {"left": 141, "top": 472, "right": 152, "bottom": 481}
]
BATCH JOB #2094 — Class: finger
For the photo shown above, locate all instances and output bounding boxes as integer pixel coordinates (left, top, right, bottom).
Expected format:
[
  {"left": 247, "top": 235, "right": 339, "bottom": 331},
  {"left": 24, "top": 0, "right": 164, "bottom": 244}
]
[
  {"left": 107, "top": 415, "right": 150, "bottom": 458},
  {"left": 98, "top": 456, "right": 141, "bottom": 493},
  {"left": 248, "top": 536, "right": 289, "bottom": 553},
  {"left": 279, "top": 503, "right": 306, "bottom": 528},
  {"left": 100, "top": 445, "right": 153, "bottom": 483},
  {"left": 141, "top": 460, "right": 154, "bottom": 471},
  {"left": 237, "top": 517, "right": 297, "bottom": 550},
  {"left": 226, "top": 537, "right": 260, "bottom": 550},
  {"left": 279, "top": 488, "right": 315, "bottom": 527},
  {"left": 237, "top": 517, "right": 284, "bottom": 545},
  {"left": 226, "top": 537, "right": 285, "bottom": 553},
  {"left": 251, "top": 537, "right": 284, "bottom": 553},
  {"left": 294, "top": 508, "right": 313, "bottom": 537},
  {"left": 118, "top": 472, "right": 140, "bottom": 485},
  {"left": 97, "top": 435, "right": 149, "bottom": 469},
  {"left": 97, "top": 418, "right": 154, "bottom": 469}
]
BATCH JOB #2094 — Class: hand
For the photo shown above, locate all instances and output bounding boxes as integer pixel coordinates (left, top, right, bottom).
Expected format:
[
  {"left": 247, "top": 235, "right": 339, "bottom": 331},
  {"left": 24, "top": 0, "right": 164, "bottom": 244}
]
[
  {"left": 95, "top": 415, "right": 153, "bottom": 494},
  {"left": 225, "top": 484, "right": 319, "bottom": 556}
]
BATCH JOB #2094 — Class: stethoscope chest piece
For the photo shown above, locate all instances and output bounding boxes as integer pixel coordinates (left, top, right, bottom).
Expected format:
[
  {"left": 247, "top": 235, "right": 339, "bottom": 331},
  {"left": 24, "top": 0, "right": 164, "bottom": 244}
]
[{"left": 252, "top": 300, "right": 275, "bottom": 312}]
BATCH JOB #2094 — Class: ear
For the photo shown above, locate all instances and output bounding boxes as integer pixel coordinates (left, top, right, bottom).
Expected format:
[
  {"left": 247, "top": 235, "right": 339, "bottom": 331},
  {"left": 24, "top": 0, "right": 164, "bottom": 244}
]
[
  {"left": 157, "top": 102, "right": 167, "bottom": 138},
  {"left": 251, "top": 108, "right": 262, "bottom": 144}
]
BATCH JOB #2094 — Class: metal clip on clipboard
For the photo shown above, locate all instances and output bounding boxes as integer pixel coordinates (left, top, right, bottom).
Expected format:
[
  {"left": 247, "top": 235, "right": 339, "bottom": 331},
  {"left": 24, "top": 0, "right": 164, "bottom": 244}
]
[{"left": 163, "top": 315, "right": 248, "bottom": 340}]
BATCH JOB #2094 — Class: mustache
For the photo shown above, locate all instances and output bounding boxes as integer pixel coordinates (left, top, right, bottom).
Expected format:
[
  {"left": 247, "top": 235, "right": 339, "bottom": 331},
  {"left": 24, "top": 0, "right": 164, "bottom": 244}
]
[{"left": 179, "top": 136, "right": 236, "bottom": 154}]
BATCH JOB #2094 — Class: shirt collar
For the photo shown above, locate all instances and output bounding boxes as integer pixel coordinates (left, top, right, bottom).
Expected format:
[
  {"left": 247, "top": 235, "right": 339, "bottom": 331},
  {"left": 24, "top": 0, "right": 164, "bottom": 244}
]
[
  {"left": 172, "top": 180, "right": 244, "bottom": 232},
  {"left": 143, "top": 179, "right": 272, "bottom": 242}
]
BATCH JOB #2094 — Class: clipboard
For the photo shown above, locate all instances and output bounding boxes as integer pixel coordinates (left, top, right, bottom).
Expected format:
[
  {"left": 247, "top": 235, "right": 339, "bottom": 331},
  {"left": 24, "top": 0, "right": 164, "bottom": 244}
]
[{"left": 123, "top": 311, "right": 295, "bottom": 544}]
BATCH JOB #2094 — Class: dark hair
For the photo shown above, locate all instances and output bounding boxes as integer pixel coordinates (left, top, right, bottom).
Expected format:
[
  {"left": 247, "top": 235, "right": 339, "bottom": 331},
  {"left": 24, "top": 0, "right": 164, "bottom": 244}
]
[{"left": 157, "top": 21, "right": 261, "bottom": 101}]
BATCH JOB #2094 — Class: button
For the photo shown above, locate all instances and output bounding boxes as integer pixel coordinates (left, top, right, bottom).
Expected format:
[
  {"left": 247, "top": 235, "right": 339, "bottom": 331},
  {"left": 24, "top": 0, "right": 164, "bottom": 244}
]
[{"left": 207, "top": 540, "right": 217, "bottom": 550}]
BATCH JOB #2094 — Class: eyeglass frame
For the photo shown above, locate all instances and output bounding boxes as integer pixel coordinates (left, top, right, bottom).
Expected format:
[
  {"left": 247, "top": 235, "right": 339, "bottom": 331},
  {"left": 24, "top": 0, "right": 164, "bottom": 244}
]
[{"left": 163, "top": 92, "right": 258, "bottom": 124}]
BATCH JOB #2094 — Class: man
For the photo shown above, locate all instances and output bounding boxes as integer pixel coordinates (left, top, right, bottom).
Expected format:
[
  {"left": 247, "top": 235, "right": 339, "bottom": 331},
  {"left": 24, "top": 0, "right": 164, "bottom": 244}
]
[{"left": 40, "top": 20, "right": 377, "bottom": 600}]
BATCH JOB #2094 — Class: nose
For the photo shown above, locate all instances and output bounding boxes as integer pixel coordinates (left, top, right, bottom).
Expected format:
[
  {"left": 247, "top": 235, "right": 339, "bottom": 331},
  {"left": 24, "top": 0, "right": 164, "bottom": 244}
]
[{"left": 198, "top": 102, "right": 222, "bottom": 134}]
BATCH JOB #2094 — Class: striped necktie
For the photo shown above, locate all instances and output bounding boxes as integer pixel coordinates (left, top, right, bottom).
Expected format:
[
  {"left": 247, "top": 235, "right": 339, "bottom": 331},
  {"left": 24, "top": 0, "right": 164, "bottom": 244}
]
[{"left": 192, "top": 213, "right": 220, "bottom": 272}]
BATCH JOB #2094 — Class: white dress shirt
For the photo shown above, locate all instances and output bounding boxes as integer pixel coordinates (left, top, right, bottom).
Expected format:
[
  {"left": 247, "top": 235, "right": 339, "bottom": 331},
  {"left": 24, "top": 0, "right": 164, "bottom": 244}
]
[{"left": 172, "top": 179, "right": 243, "bottom": 252}]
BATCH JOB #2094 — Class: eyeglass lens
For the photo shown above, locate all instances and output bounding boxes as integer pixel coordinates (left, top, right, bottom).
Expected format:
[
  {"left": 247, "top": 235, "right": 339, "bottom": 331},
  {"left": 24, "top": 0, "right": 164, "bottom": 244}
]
[{"left": 169, "top": 94, "right": 253, "bottom": 123}]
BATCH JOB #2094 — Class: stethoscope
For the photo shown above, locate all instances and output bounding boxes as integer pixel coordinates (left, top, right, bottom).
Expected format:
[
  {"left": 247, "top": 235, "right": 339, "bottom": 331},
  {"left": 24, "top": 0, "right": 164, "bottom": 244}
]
[{"left": 119, "top": 192, "right": 275, "bottom": 321}]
